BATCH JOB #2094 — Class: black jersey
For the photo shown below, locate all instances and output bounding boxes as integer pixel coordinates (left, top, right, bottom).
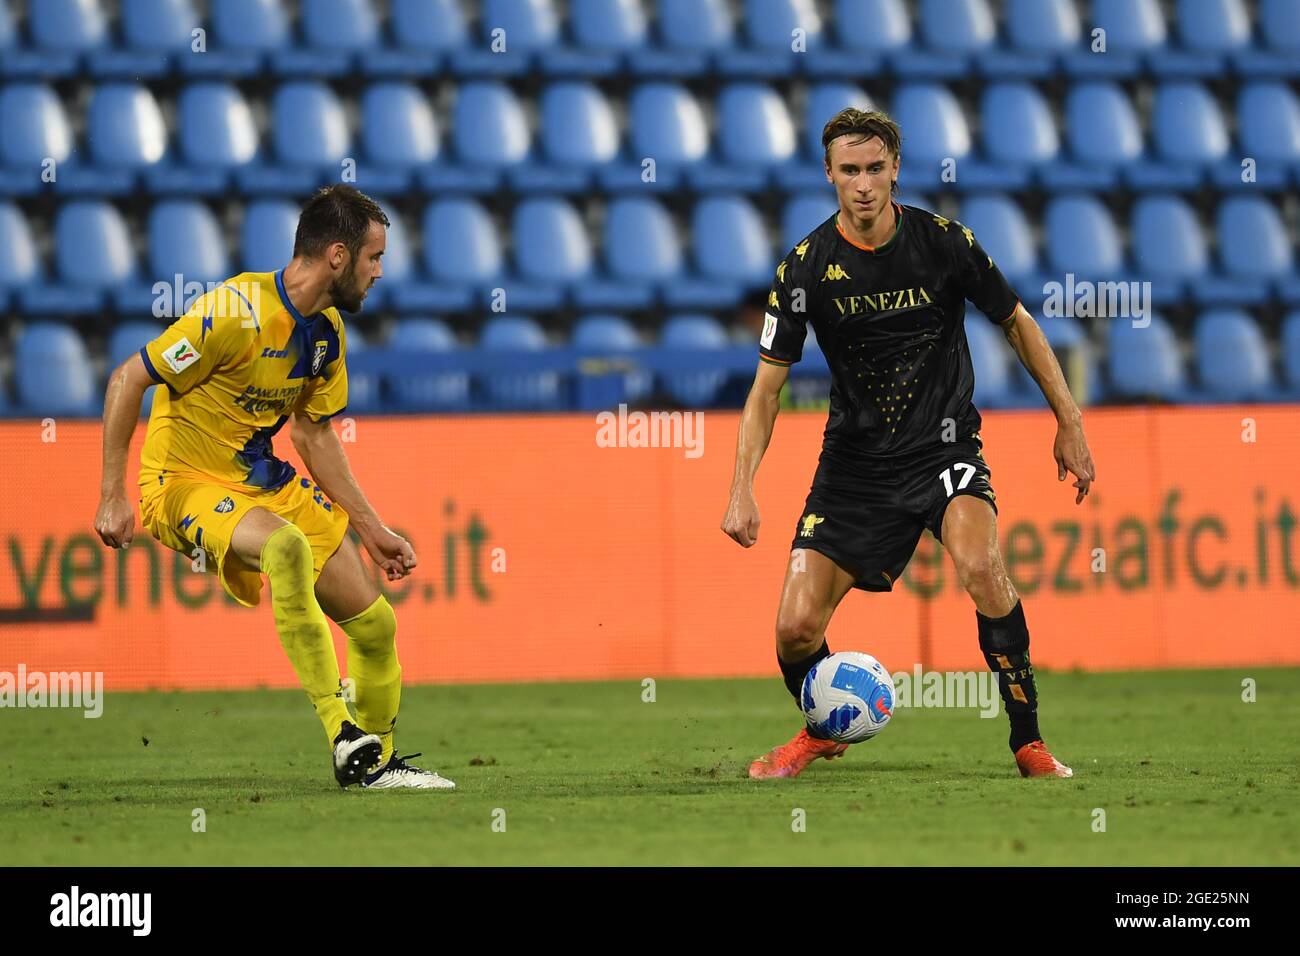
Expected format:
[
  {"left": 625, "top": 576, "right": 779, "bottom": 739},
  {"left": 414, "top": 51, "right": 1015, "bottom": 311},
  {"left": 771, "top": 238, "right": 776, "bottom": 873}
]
[{"left": 759, "top": 201, "right": 1020, "bottom": 463}]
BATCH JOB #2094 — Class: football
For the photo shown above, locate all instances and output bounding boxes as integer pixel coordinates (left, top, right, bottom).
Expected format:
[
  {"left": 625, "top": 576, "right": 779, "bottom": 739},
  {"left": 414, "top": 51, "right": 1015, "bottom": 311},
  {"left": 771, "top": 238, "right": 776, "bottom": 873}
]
[{"left": 801, "top": 651, "right": 896, "bottom": 743}]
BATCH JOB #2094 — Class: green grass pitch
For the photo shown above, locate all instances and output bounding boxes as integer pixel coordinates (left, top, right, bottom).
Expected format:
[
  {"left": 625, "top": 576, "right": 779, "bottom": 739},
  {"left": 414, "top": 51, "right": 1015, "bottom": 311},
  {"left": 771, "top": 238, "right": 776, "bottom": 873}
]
[{"left": 3, "top": 669, "right": 1297, "bottom": 866}]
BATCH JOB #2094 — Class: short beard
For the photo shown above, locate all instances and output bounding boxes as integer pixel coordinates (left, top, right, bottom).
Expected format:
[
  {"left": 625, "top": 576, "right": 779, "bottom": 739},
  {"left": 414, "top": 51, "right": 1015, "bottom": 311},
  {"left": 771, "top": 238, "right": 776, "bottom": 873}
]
[{"left": 329, "top": 268, "right": 365, "bottom": 314}]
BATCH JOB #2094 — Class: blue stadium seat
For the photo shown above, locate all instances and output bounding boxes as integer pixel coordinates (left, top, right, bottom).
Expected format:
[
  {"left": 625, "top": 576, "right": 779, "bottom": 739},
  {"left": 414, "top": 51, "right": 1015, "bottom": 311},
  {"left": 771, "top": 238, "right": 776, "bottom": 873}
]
[
  {"left": 1006, "top": 0, "right": 1080, "bottom": 52},
  {"left": 108, "top": 320, "right": 166, "bottom": 416},
  {"left": 361, "top": 0, "right": 464, "bottom": 75},
  {"left": 0, "top": 85, "right": 72, "bottom": 194},
  {"left": 1130, "top": 195, "right": 1207, "bottom": 301},
  {"left": 452, "top": 82, "right": 530, "bottom": 167},
  {"left": 539, "top": 83, "right": 619, "bottom": 166},
  {"left": 661, "top": 315, "right": 729, "bottom": 407},
  {"left": 400, "top": 199, "right": 502, "bottom": 312},
  {"left": 919, "top": 0, "right": 995, "bottom": 53},
  {"left": 242, "top": 82, "right": 348, "bottom": 192},
  {"left": 570, "top": 0, "right": 648, "bottom": 51},
  {"left": 122, "top": 0, "right": 199, "bottom": 50},
  {"left": 1107, "top": 316, "right": 1186, "bottom": 400},
  {"left": 192, "top": 0, "right": 287, "bottom": 77},
  {"left": 1175, "top": 0, "right": 1250, "bottom": 53},
  {"left": 1283, "top": 312, "right": 1300, "bottom": 393},
  {"left": 302, "top": 0, "right": 380, "bottom": 51},
  {"left": 513, "top": 198, "right": 593, "bottom": 287},
  {"left": 29, "top": 0, "right": 109, "bottom": 52},
  {"left": 712, "top": 83, "right": 797, "bottom": 174},
  {"left": 782, "top": 193, "right": 838, "bottom": 251},
  {"left": 572, "top": 314, "right": 652, "bottom": 408},
  {"left": 241, "top": 200, "right": 298, "bottom": 272},
  {"left": 58, "top": 201, "right": 134, "bottom": 287},
  {"left": 359, "top": 83, "right": 439, "bottom": 191},
  {"left": 1045, "top": 196, "right": 1123, "bottom": 280},
  {"left": 958, "top": 195, "right": 1044, "bottom": 295},
  {"left": 386, "top": 318, "right": 468, "bottom": 412},
  {"left": 1062, "top": 0, "right": 1163, "bottom": 77},
  {"left": 172, "top": 83, "right": 258, "bottom": 191},
  {"left": 979, "top": 82, "right": 1058, "bottom": 169},
  {"left": 148, "top": 200, "right": 228, "bottom": 284},
  {"left": 629, "top": 0, "right": 731, "bottom": 75},
  {"left": 1042, "top": 83, "right": 1141, "bottom": 189},
  {"left": 713, "top": 0, "right": 823, "bottom": 77},
  {"left": 1235, "top": 0, "right": 1300, "bottom": 76},
  {"left": 600, "top": 197, "right": 682, "bottom": 307},
  {"left": 481, "top": 0, "right": 560, "bottom": 51},
  {"left": 1196, "top": 198, "right": 1294, "bottom": 306},
  {"left": 1194, "top": 310, "right": 1274, "bottom": 401},
  {"left": 1149, "top": 82, "right": 1229, "bottom": 170},
  {"left": 479, "top": 316, "right": 561, "bottom": 410},
  {"left": 599, "top": 83, "right": 706, "bottom": 191},
  {"left": 1237, "top": 83, "right": 1300, "bottom": 169},
  {"left": 0, "top": 203, "right": 40, "bottom": 289},
  {"left": 964, "top": 312, "right": 1014, "bottom": 408},
  {"left": 16, "top": 323, "right": 98, "bottom": 414},
  {"left": 87, "top": 84, "right": 168, "bottom": 168},
  {"left": 688, "top": 196, "right": 770, "bottom": 294},
  {"left": 831, "top": 0, "right": 912, "bottom": 54},
  {"left": 890, "top": 84, "right": 971, "bottom": 188}
]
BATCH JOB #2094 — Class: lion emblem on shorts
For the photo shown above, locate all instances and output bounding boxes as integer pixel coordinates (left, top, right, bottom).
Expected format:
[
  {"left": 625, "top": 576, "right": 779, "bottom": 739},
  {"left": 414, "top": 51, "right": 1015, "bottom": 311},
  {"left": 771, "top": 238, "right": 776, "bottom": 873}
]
[{"left": 799, "top": 514, "right": 825, "bottom": 538}]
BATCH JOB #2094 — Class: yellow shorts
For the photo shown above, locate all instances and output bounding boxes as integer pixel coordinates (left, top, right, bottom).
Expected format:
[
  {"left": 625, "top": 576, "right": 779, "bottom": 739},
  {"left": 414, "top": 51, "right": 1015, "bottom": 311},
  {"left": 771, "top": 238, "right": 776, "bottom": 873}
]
[{"left": 138, "top": 472, "right": 351, "bottom": 607}]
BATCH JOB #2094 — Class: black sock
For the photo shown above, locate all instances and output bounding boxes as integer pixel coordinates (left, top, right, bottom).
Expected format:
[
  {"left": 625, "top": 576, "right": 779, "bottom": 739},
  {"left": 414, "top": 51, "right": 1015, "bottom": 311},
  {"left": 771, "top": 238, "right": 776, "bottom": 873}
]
[
  {"left": 779, "top": 640, "right": 832, "bottom": 737},
  {"left": 976, "top": 600, "right": 1041, "bottom": 753}
]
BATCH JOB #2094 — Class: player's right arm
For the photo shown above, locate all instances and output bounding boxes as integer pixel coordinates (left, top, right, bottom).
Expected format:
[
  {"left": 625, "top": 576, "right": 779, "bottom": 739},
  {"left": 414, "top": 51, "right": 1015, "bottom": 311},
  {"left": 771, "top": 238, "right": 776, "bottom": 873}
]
[
  {"left": 722, "top": 359, "right": 790, "bottom": 547},
  {"left": 94, "top": 352, "right": 156, "bottom": 548}
]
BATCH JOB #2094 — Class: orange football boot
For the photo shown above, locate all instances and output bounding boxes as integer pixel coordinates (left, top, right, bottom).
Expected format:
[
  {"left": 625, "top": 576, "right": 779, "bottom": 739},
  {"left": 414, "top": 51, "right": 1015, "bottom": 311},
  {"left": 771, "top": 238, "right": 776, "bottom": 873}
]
[
  {"left": 1014, "top": 740, "right": 1073, "bottom": 778},
  {"left": 748, "top": 727, "right": 849, "bottom": 779}
]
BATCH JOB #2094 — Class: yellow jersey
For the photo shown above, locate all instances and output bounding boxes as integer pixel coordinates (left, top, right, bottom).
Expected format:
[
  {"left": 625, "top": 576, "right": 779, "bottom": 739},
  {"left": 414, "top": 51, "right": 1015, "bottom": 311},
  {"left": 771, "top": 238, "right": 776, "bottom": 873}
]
[{"left": 139, "top": 269, "right": 349, "bottom": 493}]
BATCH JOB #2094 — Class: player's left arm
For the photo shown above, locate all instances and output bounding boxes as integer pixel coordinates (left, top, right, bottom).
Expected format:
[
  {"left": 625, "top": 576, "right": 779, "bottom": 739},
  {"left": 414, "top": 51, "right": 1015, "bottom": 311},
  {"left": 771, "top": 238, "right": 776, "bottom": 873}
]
[
  {"left": 1000, "top": 304, "right": 1096, "bottom": 504},
  {"left": 291, "top": 412, "right": 417, "bottom": 581}
]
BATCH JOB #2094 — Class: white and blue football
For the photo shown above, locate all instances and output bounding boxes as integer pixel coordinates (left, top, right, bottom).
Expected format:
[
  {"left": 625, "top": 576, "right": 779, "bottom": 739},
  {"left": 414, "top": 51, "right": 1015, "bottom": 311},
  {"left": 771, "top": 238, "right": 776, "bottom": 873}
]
[{"left": 800, "top": 651, "right": 895, "bottom": 743}]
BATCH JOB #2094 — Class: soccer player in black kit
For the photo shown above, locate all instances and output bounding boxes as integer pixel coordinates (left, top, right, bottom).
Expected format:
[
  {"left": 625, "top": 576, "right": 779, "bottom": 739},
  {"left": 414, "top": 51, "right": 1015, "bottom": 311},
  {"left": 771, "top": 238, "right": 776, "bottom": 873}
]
[{"left": 723, "top": 109, "right": 1096, "bottom": 779}]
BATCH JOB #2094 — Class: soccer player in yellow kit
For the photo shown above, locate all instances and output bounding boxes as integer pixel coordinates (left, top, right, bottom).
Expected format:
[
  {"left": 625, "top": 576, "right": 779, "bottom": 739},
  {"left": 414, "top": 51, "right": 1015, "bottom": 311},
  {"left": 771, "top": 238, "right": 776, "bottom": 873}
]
[{"left": 94, "top": 185, "right": 453, "bottom": 790}]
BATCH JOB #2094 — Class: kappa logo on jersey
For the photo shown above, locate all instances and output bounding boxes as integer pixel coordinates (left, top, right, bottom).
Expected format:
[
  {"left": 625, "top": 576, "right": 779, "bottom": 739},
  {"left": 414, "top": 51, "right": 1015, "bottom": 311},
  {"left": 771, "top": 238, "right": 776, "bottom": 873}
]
[
  {"left": 776, "top": 261, "right": 787, "bottom": 283},
  {"left": 821, "top": 263, "right": 851, "bottom": 282},
  {"left": 794, "top": 239, "right": 810, "bottom": 260},
  {"left": 761, "top": 312, "right": 778, "bottom": 349},
  {"left": 162, "top": 337, "right": 200, "bottom": 374},
  {"left": 799, "top": 513, "right": 825, "bottom": 538},
  {"left": 311, "top": 340, "right": 328, "bottom": 375},
  {"left": 214, "top": 496, "right": 236, "bottom": 514}
]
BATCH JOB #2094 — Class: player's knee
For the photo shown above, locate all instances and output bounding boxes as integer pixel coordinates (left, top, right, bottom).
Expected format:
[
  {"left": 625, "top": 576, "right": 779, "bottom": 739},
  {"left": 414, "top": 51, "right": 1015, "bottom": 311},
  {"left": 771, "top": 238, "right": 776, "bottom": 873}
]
[
  {"left": 260, "top": 524, "right": 314, "bottom": 588},
  {"left": 345, "top": 596, "right": 396, "bottom": 651},
  {"left": 953, "top": 550, "right": 1001, "bottom": 598},
  {"left": 775, "top": 612, "right": 823, "bottom": 657}
]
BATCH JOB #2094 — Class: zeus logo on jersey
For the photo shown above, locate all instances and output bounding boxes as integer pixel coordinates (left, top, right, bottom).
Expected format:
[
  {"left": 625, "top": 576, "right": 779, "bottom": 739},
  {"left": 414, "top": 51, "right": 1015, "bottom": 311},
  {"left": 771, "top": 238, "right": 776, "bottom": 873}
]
[
  {"left": 161, "top": 337, "right": 200, "bottom": 374},
  {"left": 832, "top": 286, "right": 934, "bottom": 316},
  {"left": 311, "top": 341, "right": 328, "bottom": 375},
  {"left": 260, "top": 347, "right": 287, "bottom": 359}
]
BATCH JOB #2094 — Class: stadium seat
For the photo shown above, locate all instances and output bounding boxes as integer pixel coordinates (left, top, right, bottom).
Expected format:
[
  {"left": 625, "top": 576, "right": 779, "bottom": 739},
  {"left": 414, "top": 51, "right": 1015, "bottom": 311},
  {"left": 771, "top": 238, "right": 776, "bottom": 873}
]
[
  {"left": 0, "top": 85, "right": 72, "bottom": 194},
  {"left": 512, "top": 198, "right": 593, "bottom": 288},
  {"left": 713, "top": 0, "right": 823, "bottom": 77},
  {"left": 919, "top": 0, "right": 995, "bottom": 53},
  {"left": 596, "top": 197, "right": 681, "bottom": 310},
  {"left": 401, "top": 199, "right": 502, "bottom": 312},
  {"left": 241, "top": 200, "right": 299, "bottom": 273},
  {"left": 1130, "top": 195, "right": 1207, "bottom": 302},
  {"left": 16, "top": 322, "right": 98, "bottom": 415},
  {"left": 964, "top": 311, "right": 1014, "bottom": 408},
  {"left": 29, "top": 0, "right": 109, "bottom": 53},
  {"left": 661, "top": 315, "right": 730, "bottom": 407},
  {"left": 1195, "top": 197, "right": 1294, "bottom": 306},
  {"left": 782, "top": 193, "right": 838, "bottom": 251},
  {"left": 1194, "top": 310, "right": 1274, "bottom": 401},
  {"left": 1107, "top": 315, "right": 1186, "bottom": 401},
  {"left": 709, "top": 83, "right": 797, "bottom": 182},
  {"left": 0, "top": 203, "right": 40, "bottom": 289},
  {"left": 958, "top": 195, "right": 1044, "bottom": 294},
  {"left": 122, "top": 0, "right": 200, "bottom": 50},
  {"left": 628, "top": 83, "right": 709, "bottom": 165},
  {"left": 1061, "top": 0, "right": 1162, "bottom": 77},
  {"left": 1175, "top": 0, "right": 1250, "bottom": 53},
  {"left": 385, "top": 318, "right": 468, "bottom": 412},
  {"left": 890, "top": 84, "right": 971, "bottom": 187},
  {"left": 572, "top": 314, "right": 652, "bottom": 408},
  {"left": 1043, "top": 83, "right": 1141, "bottom": 189},
  {"left": 1006, "top": 0, "right": 1081, "bottom": 52},
  {"left": 687, "top": 196, "right": 770, "bottom": 294},
  {"left": 177, "top": 84, "right": 259, "bottom": 169},
  {"left": 1134, "top": 82, "right": 1228, "bottom": 188},
  {"left": 363, "top": 0, "right": 465, "bottom": 74},
  {"left": 148, "top": 200, "right": 228, "bottom": 284},
  {"left": 302, "top": 0, "right": 380, "bottom": 51},
  {"left": 479, "top": 316, "right": 561, "bottom": 410},
  {"left": 271, "top": 82, "right": 350, "bottom": 168},
  {"left": 452, "top": 82, "right": 530, "bottom": 167},
  {"left": 1237, "top": 83, "right": 1300, "bottom": 169},
  {"left": 189, "top": 0, "right": 285, "bottom": 76},
  {"left": 359, "top": 82, "right": 439, "bottom": 192},
  {"left": 831, "top": 0, "right": 912, "bottom": 54},
  {"left": 628, "top": 0, "right": 731, "bottom": 75},
  {"left": 87, "top": 84, "right": 168, "bottom": 168},
  {"left": 569, "top": 0, "right": 648, "bottom": 51},
  {"left": 979, "top": 82, "right": 1059, "bottom": 171},
  {"left": 1045, "top": 196, "right": 1123, "bottom": 280},
  {"left": 447, "top": 0, "right": 559, "bottom": 75},
  {"left": 539, "top": 82, "right": 619, "bottom": 166},
  {"left": 56, "top": 202, "right": 134, "bottom": 290}
]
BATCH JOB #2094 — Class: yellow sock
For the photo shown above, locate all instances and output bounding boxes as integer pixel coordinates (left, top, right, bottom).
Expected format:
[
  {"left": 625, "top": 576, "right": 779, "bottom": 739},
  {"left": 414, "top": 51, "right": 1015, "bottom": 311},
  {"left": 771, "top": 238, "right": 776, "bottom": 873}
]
[
  {"left": 260, "top": 524, "right": 350, "bottom": 746},
  {"left": 339, "top": 595, "right": 401, "bottom": 766}
]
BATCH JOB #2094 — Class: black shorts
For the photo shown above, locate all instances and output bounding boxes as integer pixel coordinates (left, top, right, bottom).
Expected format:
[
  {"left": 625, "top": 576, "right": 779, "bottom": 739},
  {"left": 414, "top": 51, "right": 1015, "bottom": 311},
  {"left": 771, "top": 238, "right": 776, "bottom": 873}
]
[{"left": 789, "top": 437, "right": 998, "bottom": 592}]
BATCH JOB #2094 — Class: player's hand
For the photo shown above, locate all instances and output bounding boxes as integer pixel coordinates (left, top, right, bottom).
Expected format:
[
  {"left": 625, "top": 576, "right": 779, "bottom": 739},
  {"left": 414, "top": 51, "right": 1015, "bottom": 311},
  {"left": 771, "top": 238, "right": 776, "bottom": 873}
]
[
  {"left": 362, "top": 525, "right": 417, "bottom": 581},
  {"left": 1054, "top": 419, "right": 1096, "bottom": 505},
  {"left": 722, "top": 487, "right": 761, "bottom": 547},
  {"left": 94, "top": 492, "right": 136, "bottom": 549}
]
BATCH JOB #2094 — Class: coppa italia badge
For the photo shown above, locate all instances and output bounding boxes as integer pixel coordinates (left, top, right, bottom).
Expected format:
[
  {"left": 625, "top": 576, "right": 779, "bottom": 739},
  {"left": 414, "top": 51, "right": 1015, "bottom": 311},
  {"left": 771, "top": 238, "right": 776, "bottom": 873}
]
[
  {"left": 162, "top": 337, "right": 200, "bottom": 374},
  {"left": 312, "top": 340, "right": 327, "bottom": 375}
]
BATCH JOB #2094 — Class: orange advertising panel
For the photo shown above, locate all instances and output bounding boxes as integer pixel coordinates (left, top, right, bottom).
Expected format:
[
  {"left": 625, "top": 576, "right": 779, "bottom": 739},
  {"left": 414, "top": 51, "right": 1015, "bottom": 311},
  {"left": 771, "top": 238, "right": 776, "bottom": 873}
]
[{"left": 1, "top": 406, "right": 1297, "bottom": 690}]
